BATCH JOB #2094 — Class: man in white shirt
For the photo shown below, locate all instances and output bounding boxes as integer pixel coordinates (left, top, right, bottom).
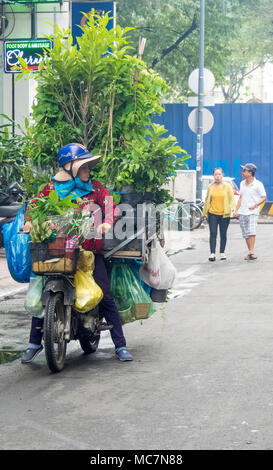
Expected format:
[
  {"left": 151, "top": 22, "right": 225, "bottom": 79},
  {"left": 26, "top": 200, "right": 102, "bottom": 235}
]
[{"left": 234, "top": 163, "right": 266, "bottom": 260}]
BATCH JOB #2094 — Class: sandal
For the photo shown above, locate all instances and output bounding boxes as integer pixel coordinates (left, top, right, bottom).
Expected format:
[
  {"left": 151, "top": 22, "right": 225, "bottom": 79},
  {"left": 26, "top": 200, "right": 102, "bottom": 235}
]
[
  {"left": 249, "top": 253, "right": 257, "bottom": 260},
  {"left": 209, "top": 254, "right": 216, "bottom": 262},
  {"left": 220, "top": 254, "right": 226, "bottom": 260}
]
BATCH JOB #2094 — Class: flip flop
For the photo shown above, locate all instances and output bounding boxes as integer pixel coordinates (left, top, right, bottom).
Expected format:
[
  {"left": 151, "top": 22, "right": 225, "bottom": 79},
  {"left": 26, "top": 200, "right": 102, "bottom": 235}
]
[{"left": 249, "top": 254, "right": 257, "bottom": 260}]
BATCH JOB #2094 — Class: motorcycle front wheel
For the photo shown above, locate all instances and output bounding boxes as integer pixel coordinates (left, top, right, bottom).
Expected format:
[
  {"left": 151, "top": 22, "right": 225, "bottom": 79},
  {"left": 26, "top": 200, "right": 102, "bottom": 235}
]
[{"left": 44, "top": 292, "right": 67, "bottom": 373}]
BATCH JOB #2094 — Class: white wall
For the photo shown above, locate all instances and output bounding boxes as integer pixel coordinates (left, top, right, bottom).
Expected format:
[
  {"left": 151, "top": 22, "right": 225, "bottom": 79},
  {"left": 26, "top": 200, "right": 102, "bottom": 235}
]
[{"left": 165, "top": 170, "right": 196, "bottom": 202}]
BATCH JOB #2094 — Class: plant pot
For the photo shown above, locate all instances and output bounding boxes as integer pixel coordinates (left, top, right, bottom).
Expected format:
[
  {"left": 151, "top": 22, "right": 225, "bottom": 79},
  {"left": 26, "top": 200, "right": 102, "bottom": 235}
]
[
  {"left": 120, "top": 186, "right": 155, "bottom": 207},
  {"left": 48, "top": 235, "right": 66, "bottom": 257},
  {"left": 150, "top": 288, "right": 168, "bottom": 303}
]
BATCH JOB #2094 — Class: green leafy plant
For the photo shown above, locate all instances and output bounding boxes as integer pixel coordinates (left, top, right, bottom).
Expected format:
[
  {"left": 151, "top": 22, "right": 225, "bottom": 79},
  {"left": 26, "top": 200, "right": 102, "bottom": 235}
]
[
  {"left": 100, "top": 123, "right": 190, "bottom": 203},
  {"left": 29, "top": 219, "right": 52, "bottom": 243},
  {"left": 27, "top": 191, "right": 80, "bottom": 224},
  {"left": 16, "top": 12, "right": 190, "bottom": 204},
  {"left": 0, "top": 115, "right": 29, "bottom": 188}
]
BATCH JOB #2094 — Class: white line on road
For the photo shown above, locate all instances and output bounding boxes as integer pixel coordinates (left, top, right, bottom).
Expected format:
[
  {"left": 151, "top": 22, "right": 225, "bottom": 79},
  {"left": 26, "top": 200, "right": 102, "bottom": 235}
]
[{"left": 0, "top": 286, "right": 28, "bottom": 301}]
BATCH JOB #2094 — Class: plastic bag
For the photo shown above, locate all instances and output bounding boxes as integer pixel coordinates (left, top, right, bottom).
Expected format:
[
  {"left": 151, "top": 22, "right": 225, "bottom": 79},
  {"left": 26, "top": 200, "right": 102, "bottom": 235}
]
[
  {"left": 73, "top": 262, "right": 103, "bottom": 313},
  {"left": 24, "top": 276, "right": 44, "bottom": 317},
  {"left": 76, "top": 249, "right": 95, "bottom": 272},
  {"left": 110, "top": 262, "right": 156, "bottom": 325},
  {"left": 3, "top": 205, "right": 33, "bottom": 283},
  {"left": 125, "top": 259, "right": 151, "bottom": 294},
  {"left": 139, "top": 239, "right": 176, "bottom": 289}
]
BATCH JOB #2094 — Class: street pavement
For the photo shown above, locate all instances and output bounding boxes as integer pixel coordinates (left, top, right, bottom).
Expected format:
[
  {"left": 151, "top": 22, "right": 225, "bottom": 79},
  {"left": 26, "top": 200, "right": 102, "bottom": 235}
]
[
  {"left": 0, "top": 249, "right": 28, "bottom": 300},
  {"left": 1, "top": 222, "right": 273, "bottom": 450}
]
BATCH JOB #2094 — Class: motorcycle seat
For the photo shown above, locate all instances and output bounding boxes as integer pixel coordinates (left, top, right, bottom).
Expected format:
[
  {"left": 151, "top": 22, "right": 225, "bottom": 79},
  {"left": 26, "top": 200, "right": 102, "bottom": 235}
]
[{"left": 0, "top": 204, "right": 21, "bottom": 218}]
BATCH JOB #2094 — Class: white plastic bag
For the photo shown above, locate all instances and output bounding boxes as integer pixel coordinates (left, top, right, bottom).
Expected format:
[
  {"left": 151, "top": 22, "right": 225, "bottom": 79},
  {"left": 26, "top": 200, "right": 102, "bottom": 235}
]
[
  {"left": 139, "top": 239, "right": 176, "bottom": 289},
  {"left": 24, "top": 276, "right": 44, "bottom": 317}
]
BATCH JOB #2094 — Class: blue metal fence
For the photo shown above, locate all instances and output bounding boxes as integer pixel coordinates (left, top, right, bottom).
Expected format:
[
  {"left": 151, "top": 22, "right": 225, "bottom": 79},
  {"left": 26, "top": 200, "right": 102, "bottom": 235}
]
[{"left": 153, "top": 103, "right": 273, "bottom": 200}]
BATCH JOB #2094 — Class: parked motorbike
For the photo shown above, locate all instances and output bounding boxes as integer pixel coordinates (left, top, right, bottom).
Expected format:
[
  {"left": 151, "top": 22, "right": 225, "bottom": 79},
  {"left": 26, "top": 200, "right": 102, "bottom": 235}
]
[{"left": 0, "top": 182, "right": 24, "bottom": 248}]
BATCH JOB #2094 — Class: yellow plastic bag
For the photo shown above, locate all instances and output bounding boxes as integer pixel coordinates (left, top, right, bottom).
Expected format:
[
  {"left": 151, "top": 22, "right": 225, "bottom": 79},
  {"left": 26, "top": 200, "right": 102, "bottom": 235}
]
[
  {"left": 74, "top": 268, "right": 103, "bottom": 313},
  {"left": 76, "top": 249, "right": 95, "bottom": 272}
]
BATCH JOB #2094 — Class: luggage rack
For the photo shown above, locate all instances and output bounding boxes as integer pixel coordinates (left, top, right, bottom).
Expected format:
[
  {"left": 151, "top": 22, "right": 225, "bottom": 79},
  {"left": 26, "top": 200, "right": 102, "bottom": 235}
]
[
  {"left": 102, "top": 226, "right": 157, "bottom": 262},
  {"left": 102, "top": 201, "right": 162, "bottom": 262}
]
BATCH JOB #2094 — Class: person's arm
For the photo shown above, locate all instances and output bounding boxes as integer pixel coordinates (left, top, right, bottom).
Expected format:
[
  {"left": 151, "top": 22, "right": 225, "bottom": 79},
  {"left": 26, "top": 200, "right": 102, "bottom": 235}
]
[
  {"left": 229, "top": 185, "right": 236, "bottom": 211},
  {"left": 92, "top": 180, "right": 119, "bottom": 234},
  {"left": 233, "top": 195, "right": 242, "bottom": 218},
  {"left": 202, "top": 185, "right": 211, "bottom": 219},
  {"left": 249, "top": 196, "right": 266, "bottom": 211}
]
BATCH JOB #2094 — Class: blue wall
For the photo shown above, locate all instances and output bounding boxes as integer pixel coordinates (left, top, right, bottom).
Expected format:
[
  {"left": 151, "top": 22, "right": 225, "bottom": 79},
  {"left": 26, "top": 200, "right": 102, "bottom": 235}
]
[{"left": 153, "top": 103, "right": 273, "bottom": 200}]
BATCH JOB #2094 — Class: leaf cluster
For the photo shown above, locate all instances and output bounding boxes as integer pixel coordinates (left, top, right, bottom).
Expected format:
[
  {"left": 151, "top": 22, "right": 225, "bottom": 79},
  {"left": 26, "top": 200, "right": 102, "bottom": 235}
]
[
  {"left": 27, "top": 191, "right": 79, "bottom": 224},
  {"left": 16, "top": 12, "right": 190, "bottom": 203},
  {"left": 30, "top": 219, "right": 52, "bottom": 243}
]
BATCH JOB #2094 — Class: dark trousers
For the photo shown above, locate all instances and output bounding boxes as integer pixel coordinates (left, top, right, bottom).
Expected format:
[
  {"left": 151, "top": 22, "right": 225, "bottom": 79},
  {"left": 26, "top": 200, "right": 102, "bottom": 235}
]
[
  {"left": 207, "top": 212, "right": 230, "bottom": 254},
  {"left": 29, "top": 254, "right": 126, "bottom": 349}
]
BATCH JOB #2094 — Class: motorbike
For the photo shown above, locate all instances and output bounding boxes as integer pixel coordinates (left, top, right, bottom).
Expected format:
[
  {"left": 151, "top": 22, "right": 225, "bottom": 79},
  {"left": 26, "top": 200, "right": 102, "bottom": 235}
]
[
  {"left": 30, "top": 243, "right": 112, "bottom": 374},
  {"left": 0, "top": 182, "right": 24, "bottom": 248}
]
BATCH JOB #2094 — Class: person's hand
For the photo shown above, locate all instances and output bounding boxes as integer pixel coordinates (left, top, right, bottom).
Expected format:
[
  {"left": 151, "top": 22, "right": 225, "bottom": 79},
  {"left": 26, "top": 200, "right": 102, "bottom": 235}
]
[
  {"left": 233, "top": 211, "right": 239, "bottom": 218},
  {"left": 22, "top": 221, "right": 32, "bottom": 233},
  {"left": 201, "top": 215, "right": 206, "bottom": 221},
  {"left": 96, "top": 222, "right": 111, "bottom": 235},
  {"left": 249, "top": 204, "right": 257, "bottom": 211}
]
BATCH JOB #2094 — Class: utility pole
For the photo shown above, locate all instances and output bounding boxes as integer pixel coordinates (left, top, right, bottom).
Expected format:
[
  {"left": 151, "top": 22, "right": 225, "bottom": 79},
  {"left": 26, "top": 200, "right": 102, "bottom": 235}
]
[{"left": 196, "top": 0, "right": 205, "bottom": 200}]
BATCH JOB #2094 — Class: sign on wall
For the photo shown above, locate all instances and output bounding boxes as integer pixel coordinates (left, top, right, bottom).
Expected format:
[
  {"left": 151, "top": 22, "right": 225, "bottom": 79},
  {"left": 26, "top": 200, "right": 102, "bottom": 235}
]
[
  {"left": 71, "top": 2, "right": 116, "bottom": 43},
  {"left": 4, "top": 39, "right": 52, "bottom": 73}
]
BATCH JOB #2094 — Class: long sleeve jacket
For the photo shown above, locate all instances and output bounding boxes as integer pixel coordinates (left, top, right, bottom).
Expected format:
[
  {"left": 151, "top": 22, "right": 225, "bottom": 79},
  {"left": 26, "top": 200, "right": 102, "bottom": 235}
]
[
  {"left": 202, "top": 182, "right": 236, "bottom": 218},
  {"left": 25, "top": 179, "right": 118, "bottom": 253}
]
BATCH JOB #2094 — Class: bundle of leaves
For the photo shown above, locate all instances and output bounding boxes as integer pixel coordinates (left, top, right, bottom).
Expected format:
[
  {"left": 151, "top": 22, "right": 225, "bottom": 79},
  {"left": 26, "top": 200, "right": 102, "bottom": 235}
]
[
  {"left": 17, "top": 11, "right": 190, "bottom": 204},
  {"left": 27, "top": 191, "right": 79, "bottom": 224}
]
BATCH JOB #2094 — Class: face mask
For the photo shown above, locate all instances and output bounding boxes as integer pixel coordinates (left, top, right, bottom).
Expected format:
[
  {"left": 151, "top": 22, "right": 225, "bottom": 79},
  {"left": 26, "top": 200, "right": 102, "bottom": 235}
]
[{"left": 53, "top": 176, "right": 93, "bottom": 200}]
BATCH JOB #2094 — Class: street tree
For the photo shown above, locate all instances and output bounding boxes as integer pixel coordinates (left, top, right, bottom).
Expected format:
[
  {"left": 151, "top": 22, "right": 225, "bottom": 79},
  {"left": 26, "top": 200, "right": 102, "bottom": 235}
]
[
  {"left": 116, "top": 0, "right": 243, "bottom": 101},
  {"left": 221, "top": 0, "right": 273, "bottom": 102},
  {"left": 117, "top": 0, "right": 273, "bottom": 102}
]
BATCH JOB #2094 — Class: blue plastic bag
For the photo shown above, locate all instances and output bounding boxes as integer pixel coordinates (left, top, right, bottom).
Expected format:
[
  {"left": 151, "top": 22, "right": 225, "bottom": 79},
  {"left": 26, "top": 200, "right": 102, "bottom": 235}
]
[{"left": 3, "top": 205, "right": 33, "bottom": 283}]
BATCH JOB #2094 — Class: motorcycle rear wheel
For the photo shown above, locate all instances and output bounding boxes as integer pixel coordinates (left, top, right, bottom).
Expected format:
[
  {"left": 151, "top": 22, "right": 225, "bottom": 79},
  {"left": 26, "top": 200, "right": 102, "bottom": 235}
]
[{"left": 44, "top": 292, "right": 67, "bottom": 373}]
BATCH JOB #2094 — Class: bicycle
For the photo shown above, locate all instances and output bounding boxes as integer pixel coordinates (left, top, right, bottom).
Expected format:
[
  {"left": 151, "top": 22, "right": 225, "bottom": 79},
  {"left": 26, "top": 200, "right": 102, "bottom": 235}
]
[{"left": 163, "top": 198, "right": 203, "bottom": 231}]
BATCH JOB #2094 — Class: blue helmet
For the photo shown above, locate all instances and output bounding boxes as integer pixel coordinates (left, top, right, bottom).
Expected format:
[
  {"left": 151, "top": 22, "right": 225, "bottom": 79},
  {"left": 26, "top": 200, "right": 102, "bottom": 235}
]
[{"left": 57, "top": 143, "right": 93, "bottom": 167}]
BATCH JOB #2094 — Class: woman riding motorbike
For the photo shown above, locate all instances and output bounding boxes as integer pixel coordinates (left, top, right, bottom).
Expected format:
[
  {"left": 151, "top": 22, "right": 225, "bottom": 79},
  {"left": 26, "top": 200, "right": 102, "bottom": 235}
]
[{"left": 21, "top": 143, "right": 133, "bottom": 363}]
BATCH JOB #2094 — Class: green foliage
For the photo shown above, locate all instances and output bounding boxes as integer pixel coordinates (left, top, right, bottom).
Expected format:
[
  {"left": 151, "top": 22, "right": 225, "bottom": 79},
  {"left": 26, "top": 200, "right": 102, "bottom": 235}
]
[
  {"left": 95, "top": 123, "right": 190, "bottom": 203},
  {"left": 117, "top": 0, "right": 273, "bottom": 102},
  {"left": 220, "top": 0, "right": 273, "bottom": 102},
  {"left": 27, "top": 191, "right": 80, "bottom": 224},
  {"left": 117, "top": 0, "right": 236, "bottom": 101},
  {"left": 16, "top": 12, "right": 189, "bottom": 203},
  {"left": 0, "top": 115, "right": 28, "bottom": 187},
  {"left": 0, "top": 114, "right": 51, "bottom": 199},
  {"left": 29, "top": 219, "right": 52, "bottom": 243}
]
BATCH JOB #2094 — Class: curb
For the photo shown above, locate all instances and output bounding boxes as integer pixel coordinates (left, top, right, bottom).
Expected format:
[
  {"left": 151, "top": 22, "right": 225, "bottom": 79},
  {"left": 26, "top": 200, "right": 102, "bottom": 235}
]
[{"left": 260, "top": 202, "right": 273, "bottom": 215}]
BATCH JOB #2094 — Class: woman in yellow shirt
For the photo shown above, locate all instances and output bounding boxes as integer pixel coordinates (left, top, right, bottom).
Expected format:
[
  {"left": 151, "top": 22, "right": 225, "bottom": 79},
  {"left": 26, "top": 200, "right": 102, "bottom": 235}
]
[{"left": 202, "top": 168, "right": 236, "bottom": 261}]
